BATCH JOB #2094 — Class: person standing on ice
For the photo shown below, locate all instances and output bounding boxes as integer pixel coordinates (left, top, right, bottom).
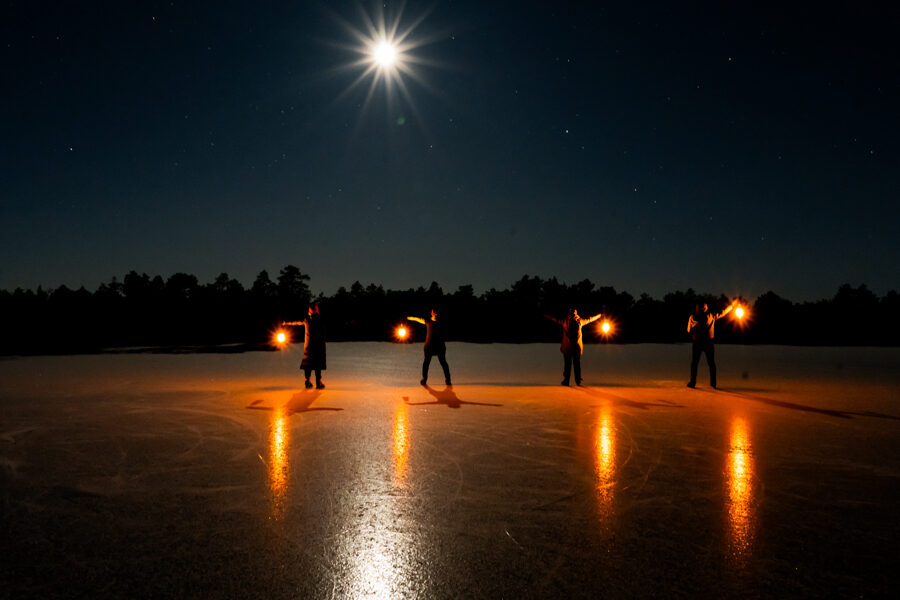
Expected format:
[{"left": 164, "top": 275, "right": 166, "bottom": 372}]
[
  {"left": 686, "top": 299, "right": 738, "bottom": 389},
  {"left": 283, "top": 304, "right": 326, "bottom": 389},
  {"left": 407, "top": 308, "right": 452, "bottom": 386},
  {"left": 544, "top": 308, "right": 603, "bottom": 386}
]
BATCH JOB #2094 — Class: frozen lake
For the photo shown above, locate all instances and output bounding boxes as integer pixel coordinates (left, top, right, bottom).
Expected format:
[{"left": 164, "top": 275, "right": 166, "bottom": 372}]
[{"left": 1, "top": 343, "right": 898, "bottom": 598}]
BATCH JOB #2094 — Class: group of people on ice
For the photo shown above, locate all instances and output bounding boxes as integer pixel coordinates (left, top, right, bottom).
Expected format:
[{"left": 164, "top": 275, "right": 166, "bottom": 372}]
[{"left": 282, "top": 298, "right": 741, "bottom": 390}]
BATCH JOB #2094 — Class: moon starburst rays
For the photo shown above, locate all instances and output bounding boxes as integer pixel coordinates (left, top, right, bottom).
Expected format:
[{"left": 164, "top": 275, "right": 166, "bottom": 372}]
[{"left": 326, "top": 1, "right": 443, "bottom": 127}]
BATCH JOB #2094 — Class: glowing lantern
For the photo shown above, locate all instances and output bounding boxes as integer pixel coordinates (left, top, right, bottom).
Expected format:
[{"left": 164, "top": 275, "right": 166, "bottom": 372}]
[
  {"left": 396, "top": 326, "right": 408, "bottom": 341},
  {"left": 601, "top": 321, "right": 612, "bottom": 334},
  {"left": 730, "top": 303, "right": 751, "bottom": 330},
  {"left": 273, "top": 329, "right": 289, "bottom": 347}
]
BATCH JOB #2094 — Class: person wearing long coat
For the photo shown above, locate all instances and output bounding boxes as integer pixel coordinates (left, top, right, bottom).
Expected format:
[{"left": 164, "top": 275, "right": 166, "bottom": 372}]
[
  {"left": 407, "top": 308, "right": 452, "bottom": 386},
  {"left": 283, "top": 305, "right": 326, "bottom": 389},
  {"left": 544, "top": 309, "right": 603, "bottom": 386}
]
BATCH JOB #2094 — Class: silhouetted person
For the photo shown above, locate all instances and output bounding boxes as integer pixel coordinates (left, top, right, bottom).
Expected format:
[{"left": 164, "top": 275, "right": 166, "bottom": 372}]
[
  {"left": 283, "top": 304, "right": 326, "bottom": 389},
  {"left": 407, "top": 309, "right": 451, "bottom": 386},
  {"left": 544, "top": 308, "right": 603, "bottom": 386},
  {"left": 686, "top": 299, "right": 737, "bottom": 389}
]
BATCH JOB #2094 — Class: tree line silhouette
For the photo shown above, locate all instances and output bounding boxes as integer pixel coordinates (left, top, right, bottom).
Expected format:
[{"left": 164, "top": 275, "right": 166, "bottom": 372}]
[{"left": 1, "top": 266, "right": 897, "bottom": 354}]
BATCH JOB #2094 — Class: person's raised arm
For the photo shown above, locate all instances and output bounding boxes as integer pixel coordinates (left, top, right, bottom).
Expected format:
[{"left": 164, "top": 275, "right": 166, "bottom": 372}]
[
  {"left": 282, "top": 320, "right": 306, "bottom": 327},
  {"left": 543, "top": 313, "right": 563, "bottom": 325},
  {"left": 716, "top": 299, "right": 738, "bottom": 319},
  {"left": 407, "top": 316, "right": 426, "bottom": 325},
  {"left": 583, "top": 313, "right": 603, "bottom": 325}
]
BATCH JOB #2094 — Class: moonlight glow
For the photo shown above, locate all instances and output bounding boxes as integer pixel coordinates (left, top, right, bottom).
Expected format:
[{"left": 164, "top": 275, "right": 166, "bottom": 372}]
[
  {"left": 373, "top": 40, "right": 397, "bottom": 67},
  {"left": 329, "top": 2, "right": 441, "bottom": 121}
]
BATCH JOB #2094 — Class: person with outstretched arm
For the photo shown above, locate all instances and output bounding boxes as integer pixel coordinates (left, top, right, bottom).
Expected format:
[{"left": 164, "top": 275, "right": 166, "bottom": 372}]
[
  {"left": 544, "top": 308, "right": 603, "bottom": 386},
  {"left": 407, "top": 308, "right": 452, "bottom": 386},
  {"left": 686, "top": 299, "right": 738, "bottom": 389},
  {"left": 283, "top": 304, "right": 326, "bottom": 389}
]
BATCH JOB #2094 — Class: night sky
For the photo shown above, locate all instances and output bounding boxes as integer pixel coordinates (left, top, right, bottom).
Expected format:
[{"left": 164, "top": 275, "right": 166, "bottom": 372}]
[{"left": 3, "top": 1, "right": 898, "bottom": 301}]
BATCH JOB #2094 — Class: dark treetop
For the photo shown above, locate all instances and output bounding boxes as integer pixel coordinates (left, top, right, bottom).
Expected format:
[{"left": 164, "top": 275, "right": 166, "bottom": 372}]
[{"left": 2, "top": 268, "right": 897, "bottom": 354}]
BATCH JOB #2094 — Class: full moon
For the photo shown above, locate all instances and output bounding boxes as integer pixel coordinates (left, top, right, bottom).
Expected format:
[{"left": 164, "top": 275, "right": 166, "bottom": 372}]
[{"left": 373, "top": 40, "right": 397, "bottom": 67}]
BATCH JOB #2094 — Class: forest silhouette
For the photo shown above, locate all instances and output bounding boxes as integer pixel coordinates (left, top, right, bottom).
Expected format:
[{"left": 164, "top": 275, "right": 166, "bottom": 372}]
[{"left": 1, "top": 266, "right": 897, "bottom": 354}]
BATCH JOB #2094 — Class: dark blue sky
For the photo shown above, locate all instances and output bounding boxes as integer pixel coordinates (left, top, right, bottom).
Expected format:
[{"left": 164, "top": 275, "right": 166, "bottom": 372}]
[{"left": 3, "top": 1, "right": 897, "bottom": 301}]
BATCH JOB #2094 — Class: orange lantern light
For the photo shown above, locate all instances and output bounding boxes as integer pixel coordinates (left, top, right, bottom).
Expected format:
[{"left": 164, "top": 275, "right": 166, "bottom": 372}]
[{"left": 272, "top": 329, "right": 290, "bottom": 348}]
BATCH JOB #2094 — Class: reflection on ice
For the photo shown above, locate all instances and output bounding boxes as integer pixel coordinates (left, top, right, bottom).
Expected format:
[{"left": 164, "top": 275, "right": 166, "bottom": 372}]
[
  {"left": 393, "top": 401, "right": 409, "bottom": 489},
  {"left": 268, "top": 407, "right": 290, "bottom": 520},
  {"left": 594, "top": 405, "right": 616, "bottom": 522},
  {"left": 2, "top": 346, "right": 896, "bottom": 598},
  {"left": 347, "top": 522, "right": 409, "bottom": 598},
  {"left": 727, "top": 415, "right": 756, "bottom": 561},
  {"left": 341, "top": 403, "right": 414, "bottom": 598}
]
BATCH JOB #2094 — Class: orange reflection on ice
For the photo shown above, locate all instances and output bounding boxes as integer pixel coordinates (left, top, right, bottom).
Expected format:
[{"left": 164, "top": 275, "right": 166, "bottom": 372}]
[
  {"left": 727, "top": 416, "right": 756, "bottom": 560},
  {"left": 268, "top": 407, "right": 290, "bottom": 519},
  {"left": 594, "top": 405, "right": 616, "bottom": 521},
  {"left": 393, "top": 401, "right": 409, "bottom": 488}
]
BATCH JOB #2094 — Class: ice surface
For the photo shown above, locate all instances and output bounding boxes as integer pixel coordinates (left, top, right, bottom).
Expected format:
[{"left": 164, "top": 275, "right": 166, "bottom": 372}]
[{"left": 1, "top": 343, "right": 898, "bottom": 598}]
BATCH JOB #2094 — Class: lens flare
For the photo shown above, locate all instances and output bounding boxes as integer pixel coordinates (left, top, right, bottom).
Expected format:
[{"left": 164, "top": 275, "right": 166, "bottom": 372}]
[
  {"left": 395, "top": 326, "right": 409, "bottom": 342},
  {"left": 598, "top": 318, "right": 616, "bottom": 339},
  {"left": 373, "top": 40, "right": 397, "bottom": 66},
  {"left": 327, "top": 2, "right": 443, "bottom": 128},
  {"left": 730, "top": 303, "right": 752, "bottom": 330},
  {"left": 272, "top": 329, "right": 290, "bottom": 348}
]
